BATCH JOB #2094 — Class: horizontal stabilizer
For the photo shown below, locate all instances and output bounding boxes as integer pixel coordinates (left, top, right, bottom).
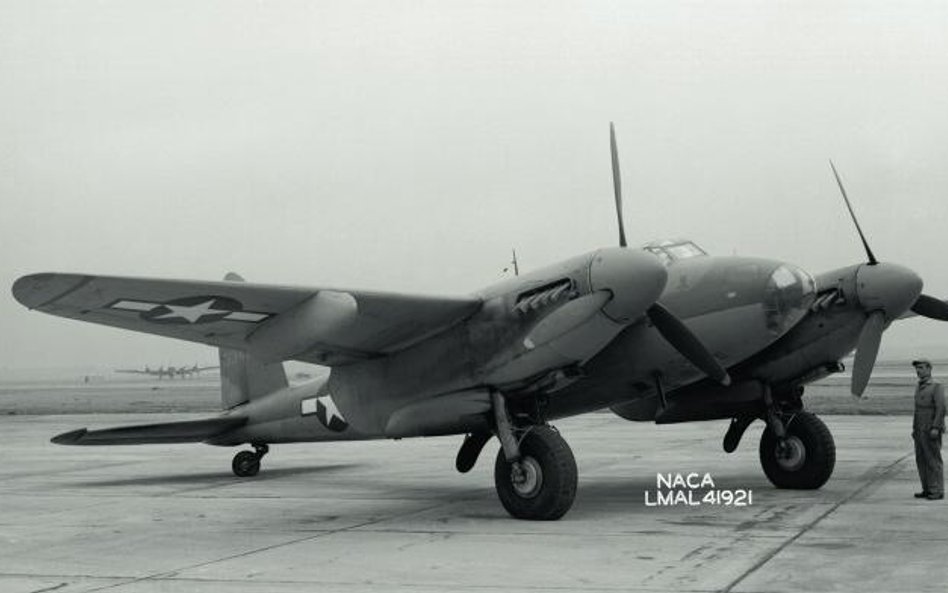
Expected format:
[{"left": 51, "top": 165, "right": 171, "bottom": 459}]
[{"left": 51, "top": 416, "right": 246, "bottom": 446}]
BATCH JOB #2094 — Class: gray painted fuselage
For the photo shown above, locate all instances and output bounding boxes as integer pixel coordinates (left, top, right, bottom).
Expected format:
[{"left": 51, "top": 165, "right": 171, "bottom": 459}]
[{"left": 223, "top": 250, "right": 842, "bottom": 445}]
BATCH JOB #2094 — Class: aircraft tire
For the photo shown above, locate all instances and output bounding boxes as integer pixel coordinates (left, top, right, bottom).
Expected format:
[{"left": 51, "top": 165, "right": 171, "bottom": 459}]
[
  {"left": 759, "top": 411, "right": 835, "bottom": 489},
  {"left": 494, "top": 426, "right": 577, "bottom": 520},
  {"left": 232, "top": 450, "right": 261, "bottom": 477}
]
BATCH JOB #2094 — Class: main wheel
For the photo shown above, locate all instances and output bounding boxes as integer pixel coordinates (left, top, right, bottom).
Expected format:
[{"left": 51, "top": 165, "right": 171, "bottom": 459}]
[
  {"left": 759, "top": 411, "right": 835, "bottom": 489},
  {"left": 232, "top": 450, "right": 261, "bottom": 477},
  {"left": 494, "top": 425, "right": 577, "bottom": 520}
]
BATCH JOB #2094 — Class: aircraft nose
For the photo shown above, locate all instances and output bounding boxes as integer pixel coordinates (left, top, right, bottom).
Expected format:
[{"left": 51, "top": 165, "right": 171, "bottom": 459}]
[
  {"left": 855, "top": 262, "right": 923, "bottom": 320},
  {"left": 589, "top": 247, "right": 668, "bottom": 323}
]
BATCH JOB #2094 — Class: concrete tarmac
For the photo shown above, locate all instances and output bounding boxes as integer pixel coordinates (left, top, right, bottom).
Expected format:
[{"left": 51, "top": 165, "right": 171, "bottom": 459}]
[{"left": 2, "top": 413, "right": 946, "bottom": 592}]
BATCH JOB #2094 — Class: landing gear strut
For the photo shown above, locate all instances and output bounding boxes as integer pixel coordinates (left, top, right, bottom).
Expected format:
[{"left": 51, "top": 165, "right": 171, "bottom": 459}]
[
  {"left": 490, "top": 391, "right": 577, "bottom": 520},
  {"left": 232, "top": 443, "right": 269, "bottom": 477}
]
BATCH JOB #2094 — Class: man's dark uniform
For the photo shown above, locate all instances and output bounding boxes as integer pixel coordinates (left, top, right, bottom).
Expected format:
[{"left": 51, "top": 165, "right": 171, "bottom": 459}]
[{"left": 913, "top": 373, "right": 946, "bottom": 498}]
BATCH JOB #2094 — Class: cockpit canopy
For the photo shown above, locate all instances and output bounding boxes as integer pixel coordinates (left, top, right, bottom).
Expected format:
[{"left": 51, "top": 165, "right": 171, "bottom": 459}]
[{"left": 641, "top": 239, "right": 707, "bottom": 266}]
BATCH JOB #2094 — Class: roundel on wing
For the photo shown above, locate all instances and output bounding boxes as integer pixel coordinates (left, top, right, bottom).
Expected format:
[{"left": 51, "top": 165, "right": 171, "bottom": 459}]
[{"left": 141, "top": 296, "right": 242, "bottom": 325}]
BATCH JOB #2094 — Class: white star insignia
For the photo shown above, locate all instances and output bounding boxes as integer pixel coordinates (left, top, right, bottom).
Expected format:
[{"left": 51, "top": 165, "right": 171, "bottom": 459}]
[{"left": 154, "top": 299, "right": 229, "bottom": 323}]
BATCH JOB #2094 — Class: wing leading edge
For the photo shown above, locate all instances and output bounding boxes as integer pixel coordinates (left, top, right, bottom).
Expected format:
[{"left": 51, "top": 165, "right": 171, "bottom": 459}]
[{"left": 13, "top": 273, "right": 482, "bottom": 365}]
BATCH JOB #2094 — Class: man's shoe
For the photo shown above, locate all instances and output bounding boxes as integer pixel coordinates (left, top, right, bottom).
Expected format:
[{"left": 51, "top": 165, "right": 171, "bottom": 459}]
[
  {"left": 914, "top": 491, "right": 930, "bottom": 498},
  {"left": 926, "top": 493, "right": 944, "bottom": 500}
]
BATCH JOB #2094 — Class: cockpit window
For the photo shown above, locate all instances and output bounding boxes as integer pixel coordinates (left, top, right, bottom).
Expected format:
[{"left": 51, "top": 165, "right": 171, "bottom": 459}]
[
  {"left": 642, "top": 239, "right": 707, "bottom": 265},
  {"left": 647, "top": 249, "right": 674, "bottom": 266},
  {"left": 763, "top": 264, "right": 817, "bottom": 334},
  {"left": 770, "top": 265, "right": 798, "bottom": 289},
  {"left": 666, "top": 243, "right": 705, "bottom": 259}
]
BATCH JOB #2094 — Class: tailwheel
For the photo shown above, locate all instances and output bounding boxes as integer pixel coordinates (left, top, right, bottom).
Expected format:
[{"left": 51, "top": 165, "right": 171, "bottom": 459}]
[
  {"left": 232, "top": 444, "right": 268, "bottom": 477},
  {"left": 494, "top": 426, "right": 577, "bottom": 520},
  {"left": 759, "top": 411, "right": 835, "bottom": 489}
]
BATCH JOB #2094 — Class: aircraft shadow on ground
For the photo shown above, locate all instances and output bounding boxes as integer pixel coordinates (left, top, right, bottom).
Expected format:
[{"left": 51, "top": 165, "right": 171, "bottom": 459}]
[{"left": 69, "top": 463, "right": 362, "bottom": 488}]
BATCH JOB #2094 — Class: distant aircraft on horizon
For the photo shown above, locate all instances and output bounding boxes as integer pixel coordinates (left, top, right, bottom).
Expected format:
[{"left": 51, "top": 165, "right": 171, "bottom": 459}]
[{"left": 115, "top": 364, "right": 219, "bottom": 380}]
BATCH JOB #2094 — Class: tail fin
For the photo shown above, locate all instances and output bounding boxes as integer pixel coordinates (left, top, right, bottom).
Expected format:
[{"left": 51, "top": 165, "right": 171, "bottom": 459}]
[{"left": 220, "top": 272, "right": 288, "bottom": 409}]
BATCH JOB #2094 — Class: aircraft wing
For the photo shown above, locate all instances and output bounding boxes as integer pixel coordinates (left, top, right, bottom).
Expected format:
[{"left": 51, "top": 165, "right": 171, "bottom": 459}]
[
  {"left": 13, "top": 273, "right": 482, "bottom": 365},
  {"left": 115, "top": 369, "right": 149, "bottom": 374}
]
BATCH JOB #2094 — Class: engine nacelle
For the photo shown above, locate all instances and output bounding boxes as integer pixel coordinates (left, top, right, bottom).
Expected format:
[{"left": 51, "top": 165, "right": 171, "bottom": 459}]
[{"left": 248, "top": 290, "right": 358, "bottom": 362}]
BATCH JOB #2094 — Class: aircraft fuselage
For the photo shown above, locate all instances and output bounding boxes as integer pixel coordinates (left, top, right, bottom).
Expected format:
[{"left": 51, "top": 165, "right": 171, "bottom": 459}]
[{"left": 225, "top": 247, "right": 821, "bottom": 442}]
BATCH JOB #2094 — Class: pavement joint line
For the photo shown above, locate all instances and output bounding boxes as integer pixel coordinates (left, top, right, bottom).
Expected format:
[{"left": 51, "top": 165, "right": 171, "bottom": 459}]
[
  {"left": 719, "top": 453, "right": 911, "bottom": 593},
  {"left": 24, "top": 583, "right": 69, "bottom": 593},
  {"left": 0, "top": 572, "right": 720, "bottom": 592},
  {"left": 345, "top": 527, "right": 791, "bottom": 539},
  {"left": 0, "top": 572, "right": 129, "bottom": 583},
  {"left": 78, "top": 573, "right": 726, "bottom": 592},
  {"left": 79, "top": 498, "right": 461, "bottom": 593}
]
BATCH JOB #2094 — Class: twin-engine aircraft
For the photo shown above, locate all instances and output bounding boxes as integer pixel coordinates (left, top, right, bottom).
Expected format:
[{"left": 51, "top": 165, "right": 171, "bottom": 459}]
[
  {"left": 116, "top": 364, "right": 219, "bottom": 379},
  {"left": 13, "top": 126, "right": 948, "bottom": 520}
]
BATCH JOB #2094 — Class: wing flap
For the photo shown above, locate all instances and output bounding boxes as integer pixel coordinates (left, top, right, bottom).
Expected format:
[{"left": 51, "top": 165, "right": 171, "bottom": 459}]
[{"left": 51, "top": 416, "right": 247, "bottom": 445}]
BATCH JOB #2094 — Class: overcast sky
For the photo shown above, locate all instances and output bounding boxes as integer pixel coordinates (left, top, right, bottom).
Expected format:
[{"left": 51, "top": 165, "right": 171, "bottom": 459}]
[{"left": 3, "top": 1, "right": 948, "bottom": 371}]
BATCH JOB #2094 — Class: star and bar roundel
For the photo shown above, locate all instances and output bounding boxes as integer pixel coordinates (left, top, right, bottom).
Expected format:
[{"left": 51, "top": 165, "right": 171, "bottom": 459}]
[
  {"left": 107, "top": 295, "right": 272, "bottom": 325},
  {"left": 301, "top": 395, "right": 349, "bottom": 432}
]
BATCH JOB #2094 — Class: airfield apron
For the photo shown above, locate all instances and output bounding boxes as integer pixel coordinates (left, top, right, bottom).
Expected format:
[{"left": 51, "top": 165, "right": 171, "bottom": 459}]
[{"left": 913, "top": 380, "right": 945, "bottom": 496}]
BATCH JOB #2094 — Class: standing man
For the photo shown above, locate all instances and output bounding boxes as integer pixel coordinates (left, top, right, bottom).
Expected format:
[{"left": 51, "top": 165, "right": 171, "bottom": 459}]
[{"left": 912, "top": 359, "right": 945, "bottom": 500}]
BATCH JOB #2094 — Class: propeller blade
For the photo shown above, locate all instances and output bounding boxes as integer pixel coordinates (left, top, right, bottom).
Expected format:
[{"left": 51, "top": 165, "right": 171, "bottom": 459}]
[
  {"left": 610, "top": 122, "right": 627, "bottom": 248},
  {"left": 851, "top": 310, "right": 885, "bottom": 397},
  {"left": 647, "top": 302, "right": 731, "bottom": 386},
  {"left": 910, "top": 294, "right": 948, "bottom": 321},
  {"left": 829, "top": 160, "right": 877, "bottom": 265}
]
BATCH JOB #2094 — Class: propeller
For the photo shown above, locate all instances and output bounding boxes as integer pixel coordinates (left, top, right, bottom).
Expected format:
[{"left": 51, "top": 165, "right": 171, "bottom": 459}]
[
  {"left": 829, "top": 160, "right": 877, "bottom": 265},
  {"left": 851, "top": 310, "right": 885, "bottom": 397},
  {"left": 609, "top": 122, "right": 730, "bottom": 385},
  {"left": 647, "top": 302, "right": 731, "bottom": 386},
  {"left": 827, "top": 161, "right": 946, "bottom": 396},
  {"left": 610, "top": 123, "right": 628, "bottom": 248},
  {"left": 910, "top": 294, "right": 948, "bottom": 321}
]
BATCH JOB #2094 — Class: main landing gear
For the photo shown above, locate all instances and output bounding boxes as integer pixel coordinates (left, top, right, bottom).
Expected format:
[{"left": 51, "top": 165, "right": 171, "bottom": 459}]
[
  {"left": 479, "top": 391, "right": 577, "bottom": 520},
  {"left": 493, "top": 425, "right": 577, "bottom": 520},
  {"left": 457, "top": 391, "right": 577, "bottom": 520},
  {"left": 232, "top": 443, "right": 269, "bottom": 477},
  {"left": 759, "top": 411, "right": 835, "bottom": 489},
  {"left": 723, "top": 388, "right": 835, "bottom": 490}
]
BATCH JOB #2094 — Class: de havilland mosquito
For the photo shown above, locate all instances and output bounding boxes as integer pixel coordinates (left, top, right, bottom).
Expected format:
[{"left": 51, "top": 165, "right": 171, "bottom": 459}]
[{"left": 12, "top": 126, "right": 948, "bottom": 520}]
